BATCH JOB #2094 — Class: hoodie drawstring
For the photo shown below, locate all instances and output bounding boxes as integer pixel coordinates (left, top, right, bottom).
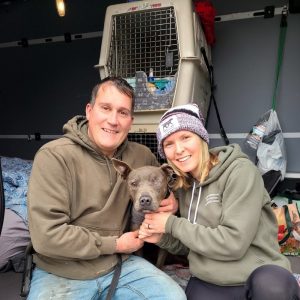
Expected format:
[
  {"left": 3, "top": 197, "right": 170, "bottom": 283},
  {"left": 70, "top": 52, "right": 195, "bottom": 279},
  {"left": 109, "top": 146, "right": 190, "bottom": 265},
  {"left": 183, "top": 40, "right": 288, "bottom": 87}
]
[{"left": 188, "top": 182, "right": 202, "bottom": 224}]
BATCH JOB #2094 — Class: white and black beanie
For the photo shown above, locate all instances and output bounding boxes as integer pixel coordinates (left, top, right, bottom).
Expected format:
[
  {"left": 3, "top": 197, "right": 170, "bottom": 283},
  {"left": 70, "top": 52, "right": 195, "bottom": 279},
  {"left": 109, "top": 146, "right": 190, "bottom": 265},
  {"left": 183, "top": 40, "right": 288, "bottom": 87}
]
[{"left": 156, "top": 103, "right": 209, "bottom": 158}]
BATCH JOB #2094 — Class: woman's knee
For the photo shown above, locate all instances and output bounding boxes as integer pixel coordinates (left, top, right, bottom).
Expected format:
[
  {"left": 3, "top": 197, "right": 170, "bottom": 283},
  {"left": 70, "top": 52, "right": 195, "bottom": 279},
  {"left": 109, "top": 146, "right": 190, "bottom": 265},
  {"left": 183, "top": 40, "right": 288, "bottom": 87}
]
[{"left": 245, "top": 265, "right": 300, "bottom": 300}]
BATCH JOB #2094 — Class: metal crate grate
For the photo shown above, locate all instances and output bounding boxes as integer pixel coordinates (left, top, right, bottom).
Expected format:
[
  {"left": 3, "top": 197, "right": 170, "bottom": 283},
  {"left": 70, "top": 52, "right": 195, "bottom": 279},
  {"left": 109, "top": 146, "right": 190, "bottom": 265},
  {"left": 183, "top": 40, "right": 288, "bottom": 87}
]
[
  {"left": 128, "top": 133, "right": 165, "bottom": 164},
  {"left": 108, "top": 7, "right": 179, "bottom": 78}
]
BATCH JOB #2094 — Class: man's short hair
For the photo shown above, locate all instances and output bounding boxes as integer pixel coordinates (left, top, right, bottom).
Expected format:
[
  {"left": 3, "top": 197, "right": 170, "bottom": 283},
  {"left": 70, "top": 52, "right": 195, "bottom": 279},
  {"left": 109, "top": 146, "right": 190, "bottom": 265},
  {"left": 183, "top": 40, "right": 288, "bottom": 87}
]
[{"left": 90, "top": 76, "right": 135, "bottom": 112}]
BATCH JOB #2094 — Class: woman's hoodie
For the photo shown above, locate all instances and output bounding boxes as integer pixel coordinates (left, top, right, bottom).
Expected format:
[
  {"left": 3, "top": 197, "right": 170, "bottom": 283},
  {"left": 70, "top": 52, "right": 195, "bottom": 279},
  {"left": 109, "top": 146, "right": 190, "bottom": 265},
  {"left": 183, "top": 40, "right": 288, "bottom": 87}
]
[{"left": 158, "top": 143, "right": 291, "bottom": 285}]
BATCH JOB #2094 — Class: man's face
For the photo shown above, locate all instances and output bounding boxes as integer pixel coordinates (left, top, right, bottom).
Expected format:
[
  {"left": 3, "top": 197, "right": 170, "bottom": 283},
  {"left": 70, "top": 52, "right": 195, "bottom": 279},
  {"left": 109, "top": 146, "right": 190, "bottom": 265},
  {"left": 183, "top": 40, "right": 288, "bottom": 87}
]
[{"left": 86, "top": 82, "right": 133, "bottom": 157}]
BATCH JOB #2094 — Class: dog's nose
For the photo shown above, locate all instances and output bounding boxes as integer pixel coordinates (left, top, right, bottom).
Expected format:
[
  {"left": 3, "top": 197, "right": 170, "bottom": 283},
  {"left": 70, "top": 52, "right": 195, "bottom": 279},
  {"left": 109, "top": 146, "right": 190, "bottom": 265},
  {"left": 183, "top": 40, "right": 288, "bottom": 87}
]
[{"left": 139, "top": 196, "right": 152, "bottom": 208}]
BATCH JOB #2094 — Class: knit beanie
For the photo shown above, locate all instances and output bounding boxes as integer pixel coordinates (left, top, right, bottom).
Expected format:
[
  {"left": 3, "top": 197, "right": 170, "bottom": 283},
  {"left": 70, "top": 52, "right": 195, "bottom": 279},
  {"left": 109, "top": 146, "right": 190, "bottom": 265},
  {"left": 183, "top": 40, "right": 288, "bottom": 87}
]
[{"left": 156, "top": 103, "right": 209, "bottom": 158}]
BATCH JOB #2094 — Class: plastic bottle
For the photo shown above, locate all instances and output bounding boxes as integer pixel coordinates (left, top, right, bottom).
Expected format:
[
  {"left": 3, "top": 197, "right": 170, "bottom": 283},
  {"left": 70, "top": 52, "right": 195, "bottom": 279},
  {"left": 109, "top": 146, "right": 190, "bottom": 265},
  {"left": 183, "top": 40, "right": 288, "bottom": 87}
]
[
  {"left": 245, "top": 124, "right": 266, "bottom": 150},
  {"left": 244, "top": 117, "right": 267, "bottom": 163},
  {"left": 148, "top": 68, "right": 155, "bottom": 82}
]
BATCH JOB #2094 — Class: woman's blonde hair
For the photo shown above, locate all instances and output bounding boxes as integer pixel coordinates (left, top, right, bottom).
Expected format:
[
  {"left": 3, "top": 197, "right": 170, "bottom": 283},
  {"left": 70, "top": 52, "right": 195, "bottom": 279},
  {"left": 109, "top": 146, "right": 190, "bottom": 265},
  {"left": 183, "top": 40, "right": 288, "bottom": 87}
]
[{"left": 166, "top": 138, "right": 219, "bottom": 190}]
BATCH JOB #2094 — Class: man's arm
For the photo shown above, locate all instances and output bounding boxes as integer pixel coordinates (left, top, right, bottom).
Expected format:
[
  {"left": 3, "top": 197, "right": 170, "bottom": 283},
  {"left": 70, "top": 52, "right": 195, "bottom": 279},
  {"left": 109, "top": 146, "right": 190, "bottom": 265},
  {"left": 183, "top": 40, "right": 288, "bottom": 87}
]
[{"left": 28, "top": 148, "right": 137, "bottom": 260}]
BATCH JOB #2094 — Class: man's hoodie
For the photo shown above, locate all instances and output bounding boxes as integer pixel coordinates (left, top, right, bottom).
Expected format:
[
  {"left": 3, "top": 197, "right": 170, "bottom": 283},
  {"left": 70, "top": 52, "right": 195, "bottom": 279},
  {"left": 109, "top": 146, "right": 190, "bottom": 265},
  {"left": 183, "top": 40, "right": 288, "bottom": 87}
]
[
  {"left": 158, "top": 144, "right": 291, "bottom": 285},
  {"left": 28, "top": 116, "right": 158, "bottom": 279}
]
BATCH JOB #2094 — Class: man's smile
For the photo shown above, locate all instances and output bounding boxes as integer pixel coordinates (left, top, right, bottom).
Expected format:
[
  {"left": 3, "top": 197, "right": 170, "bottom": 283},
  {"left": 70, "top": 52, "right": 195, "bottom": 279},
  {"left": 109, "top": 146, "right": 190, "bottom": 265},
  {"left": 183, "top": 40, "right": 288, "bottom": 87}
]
[{"left": 103, "top": 128, "right": 118, "bottom": 134}]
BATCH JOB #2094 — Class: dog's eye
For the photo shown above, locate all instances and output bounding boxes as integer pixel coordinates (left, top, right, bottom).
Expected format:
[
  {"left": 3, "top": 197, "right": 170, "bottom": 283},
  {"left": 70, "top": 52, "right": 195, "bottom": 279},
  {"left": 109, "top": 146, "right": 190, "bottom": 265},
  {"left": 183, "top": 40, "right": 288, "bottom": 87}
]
[{"left": 129, "top": 180, "right": 138, "bottom": 187}]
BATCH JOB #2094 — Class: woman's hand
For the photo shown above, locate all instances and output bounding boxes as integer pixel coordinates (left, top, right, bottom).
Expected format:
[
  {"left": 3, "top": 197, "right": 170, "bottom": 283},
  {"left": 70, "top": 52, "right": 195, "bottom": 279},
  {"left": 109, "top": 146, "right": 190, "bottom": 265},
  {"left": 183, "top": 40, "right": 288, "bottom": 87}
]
[
  {"left": 142, "top": 212, "right": 171, "bottom": 234},
  {"left": 139, "top": 213, "right": 167, "bottom": 243},
  {"left": 139, "top": 196, "right": 175, "bottom": 243},
  {"left": 157, "top": 192, "right": 178, "bottom": 214},
  {"left": 138, "top": 229, "right": 163, "bottom": 244}
]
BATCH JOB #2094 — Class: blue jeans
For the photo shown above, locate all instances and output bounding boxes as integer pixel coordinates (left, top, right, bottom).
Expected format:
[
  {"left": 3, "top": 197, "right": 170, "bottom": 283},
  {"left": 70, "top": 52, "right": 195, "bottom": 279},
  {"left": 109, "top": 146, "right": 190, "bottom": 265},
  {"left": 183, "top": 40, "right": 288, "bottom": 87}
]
[{"left": 27, "top": 255, "right": 186, "bottom": 299}]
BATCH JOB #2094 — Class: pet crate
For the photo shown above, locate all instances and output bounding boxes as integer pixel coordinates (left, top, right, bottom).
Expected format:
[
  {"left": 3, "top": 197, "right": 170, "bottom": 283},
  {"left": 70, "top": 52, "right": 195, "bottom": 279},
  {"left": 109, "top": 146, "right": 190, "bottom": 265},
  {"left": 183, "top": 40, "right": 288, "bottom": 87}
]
[{"left": 96, "top": 0, "right": 211, "bottom": 160}]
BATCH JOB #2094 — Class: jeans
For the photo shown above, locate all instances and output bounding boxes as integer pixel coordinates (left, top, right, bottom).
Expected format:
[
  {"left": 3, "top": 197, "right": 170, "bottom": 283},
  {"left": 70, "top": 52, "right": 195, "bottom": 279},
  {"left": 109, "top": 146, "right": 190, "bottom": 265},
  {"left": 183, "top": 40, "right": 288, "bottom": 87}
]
[{"left": 27, "top": 255, "right": 186, "bottom": 300}]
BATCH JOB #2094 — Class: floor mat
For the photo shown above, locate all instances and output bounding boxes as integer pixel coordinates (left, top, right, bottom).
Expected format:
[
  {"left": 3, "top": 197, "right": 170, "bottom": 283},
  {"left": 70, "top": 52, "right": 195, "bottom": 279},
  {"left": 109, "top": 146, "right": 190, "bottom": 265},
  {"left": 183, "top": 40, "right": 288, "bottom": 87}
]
[{"left": 162, "top": 264, "right": 190, "bottom": 289}]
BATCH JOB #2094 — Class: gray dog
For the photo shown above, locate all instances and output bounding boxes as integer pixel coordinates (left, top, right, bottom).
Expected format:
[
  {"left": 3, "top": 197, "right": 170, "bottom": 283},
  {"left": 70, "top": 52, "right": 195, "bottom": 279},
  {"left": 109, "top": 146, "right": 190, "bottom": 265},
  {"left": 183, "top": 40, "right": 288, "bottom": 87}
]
[
  {"left": 111, "top": 158, "right": 177, "bottom": 267},
  {"left": 111, "top": 158, "right": 176, "bottom": 229}
]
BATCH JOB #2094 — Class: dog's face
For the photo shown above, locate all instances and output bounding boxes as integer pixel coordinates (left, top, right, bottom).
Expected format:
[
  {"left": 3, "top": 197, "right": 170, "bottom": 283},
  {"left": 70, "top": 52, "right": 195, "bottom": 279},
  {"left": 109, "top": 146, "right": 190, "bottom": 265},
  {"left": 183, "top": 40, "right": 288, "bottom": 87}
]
[{"left": 112, "top": 158, "right": 176, "bottom": 213}]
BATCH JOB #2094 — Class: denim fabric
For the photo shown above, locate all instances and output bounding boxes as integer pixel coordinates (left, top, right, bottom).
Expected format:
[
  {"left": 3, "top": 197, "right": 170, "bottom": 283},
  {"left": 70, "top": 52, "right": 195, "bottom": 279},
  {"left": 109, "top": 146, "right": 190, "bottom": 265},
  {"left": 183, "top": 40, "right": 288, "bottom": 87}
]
[{"left": 27, "top": 255, "right": 186, "bottom": 300}]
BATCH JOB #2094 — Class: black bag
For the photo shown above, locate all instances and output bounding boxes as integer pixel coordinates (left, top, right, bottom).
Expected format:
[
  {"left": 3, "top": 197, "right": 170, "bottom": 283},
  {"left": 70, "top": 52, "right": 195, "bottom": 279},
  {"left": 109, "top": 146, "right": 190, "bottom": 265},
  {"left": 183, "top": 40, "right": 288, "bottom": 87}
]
[{"left": 262, "top": 169, "right": 282, "bottom": 197}]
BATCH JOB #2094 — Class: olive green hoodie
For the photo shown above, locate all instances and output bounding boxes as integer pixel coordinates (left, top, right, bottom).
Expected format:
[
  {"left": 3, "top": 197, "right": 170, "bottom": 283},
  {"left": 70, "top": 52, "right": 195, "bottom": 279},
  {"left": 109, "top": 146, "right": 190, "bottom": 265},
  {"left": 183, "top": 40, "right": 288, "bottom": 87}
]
[
  {"left": 158, "top": 144, "right": 291, "bottom": 285},
  {"left": 27, "top": 116, "right": 158, "bottom": 279}
]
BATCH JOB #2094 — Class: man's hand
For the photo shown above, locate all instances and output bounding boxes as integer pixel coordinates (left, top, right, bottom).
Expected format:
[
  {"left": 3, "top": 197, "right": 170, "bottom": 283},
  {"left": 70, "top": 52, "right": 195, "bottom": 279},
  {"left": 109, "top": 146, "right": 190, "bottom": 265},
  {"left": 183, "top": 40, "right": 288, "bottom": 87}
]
[
  {"left": 157, "top": 192, "right": 178, "bottom": 214},
  {"left": 115, "top": 231, "right": 144, "bottom": 254}
]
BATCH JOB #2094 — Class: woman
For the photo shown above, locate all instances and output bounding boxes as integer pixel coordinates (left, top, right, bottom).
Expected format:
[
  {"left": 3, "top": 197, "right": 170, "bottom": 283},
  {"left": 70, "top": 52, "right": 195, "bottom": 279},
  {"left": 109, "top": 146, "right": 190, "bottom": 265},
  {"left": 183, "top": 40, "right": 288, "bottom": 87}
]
[{"left": 139, "top": 103, "right": 300, "bottom": 300}]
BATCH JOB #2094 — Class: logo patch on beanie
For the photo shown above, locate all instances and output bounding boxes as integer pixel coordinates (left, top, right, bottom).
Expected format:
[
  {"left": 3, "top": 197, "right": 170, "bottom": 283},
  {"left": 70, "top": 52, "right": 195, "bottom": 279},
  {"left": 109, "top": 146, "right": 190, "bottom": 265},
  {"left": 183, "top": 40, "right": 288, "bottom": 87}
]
[{"left": 159, "top": 116, "right": 180, "bottom": 139}]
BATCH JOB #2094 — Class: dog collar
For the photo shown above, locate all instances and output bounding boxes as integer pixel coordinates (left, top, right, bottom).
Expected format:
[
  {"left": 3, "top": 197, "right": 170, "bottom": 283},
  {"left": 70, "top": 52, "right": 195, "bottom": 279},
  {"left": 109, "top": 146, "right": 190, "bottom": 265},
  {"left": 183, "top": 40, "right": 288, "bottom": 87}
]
[{"left": 165, "top": 188, "right": 171, "bottom": 198}]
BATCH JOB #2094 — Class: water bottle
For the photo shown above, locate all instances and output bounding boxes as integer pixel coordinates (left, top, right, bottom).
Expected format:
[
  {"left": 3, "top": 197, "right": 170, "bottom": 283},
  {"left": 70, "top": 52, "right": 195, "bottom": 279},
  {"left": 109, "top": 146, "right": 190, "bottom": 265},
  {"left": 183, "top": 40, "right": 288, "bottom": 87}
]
[{"left": 148, "top": 68, "right": 155, "bottom": 82}]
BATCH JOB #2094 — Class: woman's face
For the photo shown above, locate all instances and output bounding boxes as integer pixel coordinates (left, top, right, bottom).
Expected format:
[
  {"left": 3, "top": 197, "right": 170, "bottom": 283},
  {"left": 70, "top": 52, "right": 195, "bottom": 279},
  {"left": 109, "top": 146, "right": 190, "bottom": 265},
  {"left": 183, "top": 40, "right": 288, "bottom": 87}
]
[{"left": 163, "top": 130, "right": 202, "bottom": 178}]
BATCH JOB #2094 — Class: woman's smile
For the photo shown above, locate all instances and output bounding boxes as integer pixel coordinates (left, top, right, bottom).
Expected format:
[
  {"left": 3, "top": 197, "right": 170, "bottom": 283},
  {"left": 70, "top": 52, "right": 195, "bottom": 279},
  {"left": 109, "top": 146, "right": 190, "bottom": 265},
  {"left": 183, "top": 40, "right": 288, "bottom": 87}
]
[{"left": 177, "top": 155, "right": 191, "bottom": 162}]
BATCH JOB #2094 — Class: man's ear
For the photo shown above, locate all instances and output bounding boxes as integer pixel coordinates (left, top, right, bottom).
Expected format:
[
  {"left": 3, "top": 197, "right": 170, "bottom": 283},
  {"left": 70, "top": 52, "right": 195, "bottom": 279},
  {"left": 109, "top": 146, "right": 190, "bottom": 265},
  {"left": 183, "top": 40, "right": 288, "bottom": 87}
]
[
  {"left": 111, "top": 158, "right": 132, "bottom": 180},
  {"left": 85, "top": 103, "right": 92, "bottom": 120},
  {"left": 161, "top": 164, "right": 178, "bottom": 189}
]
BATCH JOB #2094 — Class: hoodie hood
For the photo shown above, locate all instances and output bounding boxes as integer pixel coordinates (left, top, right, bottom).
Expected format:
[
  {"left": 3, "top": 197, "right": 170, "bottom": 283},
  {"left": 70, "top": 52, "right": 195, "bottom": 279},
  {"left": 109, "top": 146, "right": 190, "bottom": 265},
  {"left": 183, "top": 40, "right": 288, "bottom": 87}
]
[
  {"left": 62, "top": 115, "right": 128, "bottom": 159},
  {"left": 185, "top": 144, "right": 248, "bottom": 224},
  {"left": 204, "top": 144, "right": 249, "bottom": 185}
]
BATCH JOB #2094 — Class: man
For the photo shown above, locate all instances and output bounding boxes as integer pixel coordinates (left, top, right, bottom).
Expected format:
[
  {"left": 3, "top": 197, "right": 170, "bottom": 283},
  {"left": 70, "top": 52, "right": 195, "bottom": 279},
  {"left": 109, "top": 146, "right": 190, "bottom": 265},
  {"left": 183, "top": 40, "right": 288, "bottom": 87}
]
[{"left": 27, "top": 76, "right": 186, "bottom": 299}]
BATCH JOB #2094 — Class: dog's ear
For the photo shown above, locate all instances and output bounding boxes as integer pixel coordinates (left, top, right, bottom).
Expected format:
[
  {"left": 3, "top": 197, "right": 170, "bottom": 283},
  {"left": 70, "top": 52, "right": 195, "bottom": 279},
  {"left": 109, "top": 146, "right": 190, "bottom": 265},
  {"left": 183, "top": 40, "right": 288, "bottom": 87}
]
[
  {"left": 111, "top": 158, "right": 132, "bottom": 180},
  {"left": 160, "top": 164, "right": 178, "bottom": 189}
]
